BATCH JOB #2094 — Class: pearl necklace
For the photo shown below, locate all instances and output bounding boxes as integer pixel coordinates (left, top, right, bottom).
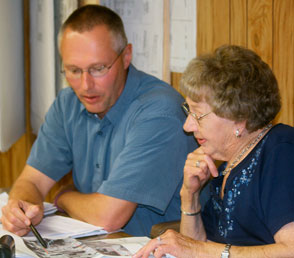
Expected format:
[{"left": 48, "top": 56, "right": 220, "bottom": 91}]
[{"left": 222, "top": 124, "right": 272, "bottom": 176}]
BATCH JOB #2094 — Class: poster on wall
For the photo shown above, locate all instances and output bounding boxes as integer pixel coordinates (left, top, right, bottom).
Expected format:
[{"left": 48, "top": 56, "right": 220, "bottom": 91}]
[
  {"left": 100, "top": 0, "right": 164, "bottom": 80},
  {"left": 0, "top": 0, "right": 25, "bottom": 152},
  {"left": 54, "top": 0, "right": 79, "bottom": 93},
  {"left": 170, "top": 0, "right": 197, "bottom": 73},
  {"left": 30, "top": 0, "right": 56, "bottom": 134},
  {"left": 30, "top": 0, "right": 78, "bottom": 134}
]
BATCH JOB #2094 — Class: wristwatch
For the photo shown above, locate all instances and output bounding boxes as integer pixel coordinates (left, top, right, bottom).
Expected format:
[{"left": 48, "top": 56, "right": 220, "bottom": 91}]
[{"left": 221, "top": 244, "right": 231, "bottom": 258}]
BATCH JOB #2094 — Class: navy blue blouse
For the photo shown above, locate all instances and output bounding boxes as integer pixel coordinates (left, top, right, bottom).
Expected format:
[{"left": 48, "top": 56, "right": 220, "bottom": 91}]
[{"left": 202, "top": 124, "right": 294, "bottom": 246}]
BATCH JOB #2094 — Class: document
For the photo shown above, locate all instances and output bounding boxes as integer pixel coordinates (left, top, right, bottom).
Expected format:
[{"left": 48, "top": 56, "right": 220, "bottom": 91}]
[
  {"left": 23, "top": 236, "right": 152, "bottom": 258},
  {"left": 0, "top": 230, "right": 175, "bottom": 258},
  {"left": 23, "top": 215, "right": 107, "bottom": 240},
  {"left": 100, "top": 0, "right": 164, "bottom": 79},
  {"left": 170, "top": 0, "right": 197, "bottom": 73}
]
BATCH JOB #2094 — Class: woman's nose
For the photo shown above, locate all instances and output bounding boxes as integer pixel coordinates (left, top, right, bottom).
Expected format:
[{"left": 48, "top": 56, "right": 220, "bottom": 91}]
[{"left": 183, "top": 115, "right": 198, "bottom": 133}]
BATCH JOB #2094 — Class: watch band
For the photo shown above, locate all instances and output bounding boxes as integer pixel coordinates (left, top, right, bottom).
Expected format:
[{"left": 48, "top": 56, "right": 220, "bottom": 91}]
[{"left": 221, "top": 244, "right": 231, "bottom": 258}]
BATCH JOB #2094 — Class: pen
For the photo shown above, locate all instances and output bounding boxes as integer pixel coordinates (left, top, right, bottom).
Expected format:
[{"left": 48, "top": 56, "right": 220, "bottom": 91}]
[{"left": 20, "top": 208, "right": 47, "bottom": 248}]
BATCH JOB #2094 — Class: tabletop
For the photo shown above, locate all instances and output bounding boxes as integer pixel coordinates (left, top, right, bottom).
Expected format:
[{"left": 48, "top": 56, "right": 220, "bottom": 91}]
[{"left": 0, "top": 188, "right": 131, "bottom": 239}]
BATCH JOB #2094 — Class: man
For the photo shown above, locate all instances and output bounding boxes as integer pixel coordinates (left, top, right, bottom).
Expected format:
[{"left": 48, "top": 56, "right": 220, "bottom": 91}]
[{"left": 1, "top": 5, "right": 196, "bottom": 236}]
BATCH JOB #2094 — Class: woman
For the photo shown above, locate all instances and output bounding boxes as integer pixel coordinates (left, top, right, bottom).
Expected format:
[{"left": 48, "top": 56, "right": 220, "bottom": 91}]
[{"left": 134, "top": 45, "right": 294, "bottom": 257}]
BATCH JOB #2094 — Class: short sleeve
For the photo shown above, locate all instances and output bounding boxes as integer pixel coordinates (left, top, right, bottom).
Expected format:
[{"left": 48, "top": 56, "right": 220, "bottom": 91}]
[
  {"left": 98, "top": 114, "right": 189, "bottom": 214},
  {"left": 261, "top": 142, "right": 294, "bottom": 235},
  {"left": 27, "top": 91, "right": 73, "bottom": 181}
]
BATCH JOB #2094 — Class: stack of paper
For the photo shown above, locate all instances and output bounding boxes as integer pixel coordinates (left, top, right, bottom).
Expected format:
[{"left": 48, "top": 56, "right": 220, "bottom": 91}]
[
  {"left": 23, "top": 215, "right": 107, "bottom": 240},
  {"left": 43, "top": 202, "right": 58, "bottom": 216}
]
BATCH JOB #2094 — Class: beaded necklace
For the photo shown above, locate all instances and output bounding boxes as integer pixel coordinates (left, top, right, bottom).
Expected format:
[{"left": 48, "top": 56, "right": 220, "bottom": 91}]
[{"left": 222, "top": 123, "right": 272, "bottom": 176}]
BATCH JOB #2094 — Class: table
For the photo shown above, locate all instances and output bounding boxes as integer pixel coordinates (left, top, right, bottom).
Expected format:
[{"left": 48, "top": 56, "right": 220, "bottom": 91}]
[{"left": 0, "top": 188, "right": 131, "bottom": 239}]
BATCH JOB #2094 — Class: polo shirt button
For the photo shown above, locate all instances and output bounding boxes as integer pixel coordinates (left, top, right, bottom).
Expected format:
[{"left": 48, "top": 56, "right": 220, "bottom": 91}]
[
  {"left": 97, "top": 131, "right": 103, "bottom": 136},
  {"left": 95, "top": 163, "right": 100, "bottom": 168}
]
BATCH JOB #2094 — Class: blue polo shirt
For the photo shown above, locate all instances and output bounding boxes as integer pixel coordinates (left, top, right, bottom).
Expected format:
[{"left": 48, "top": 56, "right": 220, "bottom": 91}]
[{"left": 27, "top": 64, "right": 196, "bottom": 236}]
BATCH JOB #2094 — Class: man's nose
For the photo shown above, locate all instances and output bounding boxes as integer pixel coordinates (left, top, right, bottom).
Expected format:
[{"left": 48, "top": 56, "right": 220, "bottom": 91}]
[{"left": 80, "top": 71, "right": 95, "bottom": 90}]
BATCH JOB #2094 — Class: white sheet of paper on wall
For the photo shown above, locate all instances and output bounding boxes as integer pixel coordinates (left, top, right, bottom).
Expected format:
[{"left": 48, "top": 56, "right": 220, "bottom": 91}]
[
  {"left": 30, "top": 0, "right": 56, "bottom": 134},
  {"left": 0, "top": 1, "right": 25, "bottom": 152},
  {"left": 170, "top": 0, "right": 197, "bottom": 73},
  {"left": 100, "top": 0, "right": 164, "bottom": 80}
]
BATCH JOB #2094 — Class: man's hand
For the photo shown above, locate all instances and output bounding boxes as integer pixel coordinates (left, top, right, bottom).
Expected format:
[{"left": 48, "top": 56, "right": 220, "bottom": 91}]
[{"left": 1, "top": 199, "right": 44, "bottom": 236}]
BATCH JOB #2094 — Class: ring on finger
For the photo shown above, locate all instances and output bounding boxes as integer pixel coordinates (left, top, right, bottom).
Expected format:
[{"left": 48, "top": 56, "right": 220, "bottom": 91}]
[{"left": 195, "top": 160, "right": 201, "bottom": 168}]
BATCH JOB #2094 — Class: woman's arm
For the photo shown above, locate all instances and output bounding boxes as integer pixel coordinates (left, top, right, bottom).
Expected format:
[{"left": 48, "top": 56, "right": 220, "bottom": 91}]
[
  {"left": 134, "top": 222, "right": 294, "bottom": 258},
  {"left": 179, "top": 147, "right": 218, "bottom": 240}
]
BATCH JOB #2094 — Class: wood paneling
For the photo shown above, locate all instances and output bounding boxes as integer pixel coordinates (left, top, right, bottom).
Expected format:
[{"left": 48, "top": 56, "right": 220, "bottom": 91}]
[
  {"left": 197, "top": 0, "right": 230, "bottom": 54},
  {"left": 79, "top": 0, "right": 100, "bottom": 5},
  {"left": 248, "top": 0, "right": 273, "bottom": 66},
  {"left": 171, "top": 72, "right": 183, "bottom": 96},
  {"left": 273, "top": 0, "right": 294, "bottom": 125},
  {"left": 194, "top": 0, "right": 293, "bottom": 127},
  {"left": 230, "top": 0, "right": 247, "bottom": 46}
]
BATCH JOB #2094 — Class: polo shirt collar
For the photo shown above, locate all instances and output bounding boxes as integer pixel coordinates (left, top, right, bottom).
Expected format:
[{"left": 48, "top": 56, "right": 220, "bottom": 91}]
[{"left": 105, "top": 64, "right": 140, "bottom": 125}]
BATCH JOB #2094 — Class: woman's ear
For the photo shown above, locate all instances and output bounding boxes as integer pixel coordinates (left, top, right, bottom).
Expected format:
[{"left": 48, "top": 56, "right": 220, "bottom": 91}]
[{"left": 234, "top": 120, "right": 247, "bottom": 137}]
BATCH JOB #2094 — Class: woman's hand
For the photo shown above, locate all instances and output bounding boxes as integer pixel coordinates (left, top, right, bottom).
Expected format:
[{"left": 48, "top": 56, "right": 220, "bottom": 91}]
[
  {"left": 133, "top": 230, "right": 198, "bottom": 258},
  {"left": 180, "top": 147, "right": 218, "bottom": 213},
  {"left": 182, "top": 147, "right": 218, "bottom": 195}
]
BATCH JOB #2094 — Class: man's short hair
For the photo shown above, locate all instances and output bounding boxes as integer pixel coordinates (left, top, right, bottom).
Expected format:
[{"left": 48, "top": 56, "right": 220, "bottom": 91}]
[{"left": 58, "top": 4, "right": 128, "bottom": 53}]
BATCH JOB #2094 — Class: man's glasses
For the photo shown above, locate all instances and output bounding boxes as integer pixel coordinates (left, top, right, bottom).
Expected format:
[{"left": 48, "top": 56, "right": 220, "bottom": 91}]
[
  {"left": 182, "top": 102, "right": 211, "bottom": 123},
  {"left": 61, "top": 47, "right": 125, "bottom": 80}
]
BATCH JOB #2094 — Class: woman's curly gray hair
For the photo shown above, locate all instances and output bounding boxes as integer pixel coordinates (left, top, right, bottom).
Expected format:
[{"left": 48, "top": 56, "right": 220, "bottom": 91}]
[{"left": 180, "top": 45, "right": 281, "bottom": 132}]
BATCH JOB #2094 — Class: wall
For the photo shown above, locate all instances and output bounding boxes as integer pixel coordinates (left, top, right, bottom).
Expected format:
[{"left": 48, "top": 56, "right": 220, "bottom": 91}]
[
  {"left": 195, "top": 0, "right": 294, "bottom": 127},
  {"left": 1, "top": 0, "right": 293, "bottom": 200},
  {"left": 0, "top": 0, "right": 35, "bottom": 188}
]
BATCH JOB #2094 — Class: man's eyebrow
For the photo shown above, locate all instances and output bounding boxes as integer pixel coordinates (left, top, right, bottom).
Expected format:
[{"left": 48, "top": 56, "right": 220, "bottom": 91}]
[{"left": 64, "top": 62, "right": 106, "bottom": 69}]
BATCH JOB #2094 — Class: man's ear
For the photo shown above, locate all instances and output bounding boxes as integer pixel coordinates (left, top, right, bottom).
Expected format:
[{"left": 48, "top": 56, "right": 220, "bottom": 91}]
[{"left": 122, "top": 43, "right": 132, "bottom": 69}]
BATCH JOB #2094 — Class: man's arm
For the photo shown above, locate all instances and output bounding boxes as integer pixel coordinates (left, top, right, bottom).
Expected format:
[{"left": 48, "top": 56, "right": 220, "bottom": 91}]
[
  {"left": 56, "top": 190, "right": 137, "bottom": 232},
  {"left": 1, "top": 164, "right": 55, "bottom": 236}
]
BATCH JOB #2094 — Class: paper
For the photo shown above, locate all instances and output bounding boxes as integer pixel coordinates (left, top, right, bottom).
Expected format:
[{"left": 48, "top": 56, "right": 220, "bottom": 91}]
[
  {"left": 0, "top": 192, "right": 57, "bottom": 220},
  {"left": 0, "top": 192, "right": 107, "bottom": 240},
  {"left": 23, "top": 237, "right": 98, "bottom": 258},
  {"left": 170, "top": 0, "right": 197, "bottom": 72},
  {"left": 100, "top": 0, "right": 164, "bottom": 79},
  {"left": 23, "top": 215, "right": 107, "bottom": 240},
  {"left": 30, "top": 0, "right": 56, "bottom": 134},
  {"left": 0, "top": 0, "right": 25, "bottom": 152},
  {"left": 0, "top": 228, "right": 175, "bottom": 258},
  {"left": 24, "top": 236, "right": 174, "bottom": 258},
  {"left": 20, "top": 236, "right": 151, "bottom": 258},
  {"left": 54, "top": 0, "right": 78, "bottom": 92},
  {"left": 0, "top": 228, "right": 148, "bottom": 258},
  {"left": 43, "top": 203, "right": 58, "bottom": 216},
  {"left": 81, "top": 236, "right": 151, "bottom": 257}
]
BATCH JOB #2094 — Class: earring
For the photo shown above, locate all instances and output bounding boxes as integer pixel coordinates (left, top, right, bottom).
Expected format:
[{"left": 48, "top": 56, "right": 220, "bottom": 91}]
[{"left": 235, "top": 129, "right": 241, "bottom": 138}]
